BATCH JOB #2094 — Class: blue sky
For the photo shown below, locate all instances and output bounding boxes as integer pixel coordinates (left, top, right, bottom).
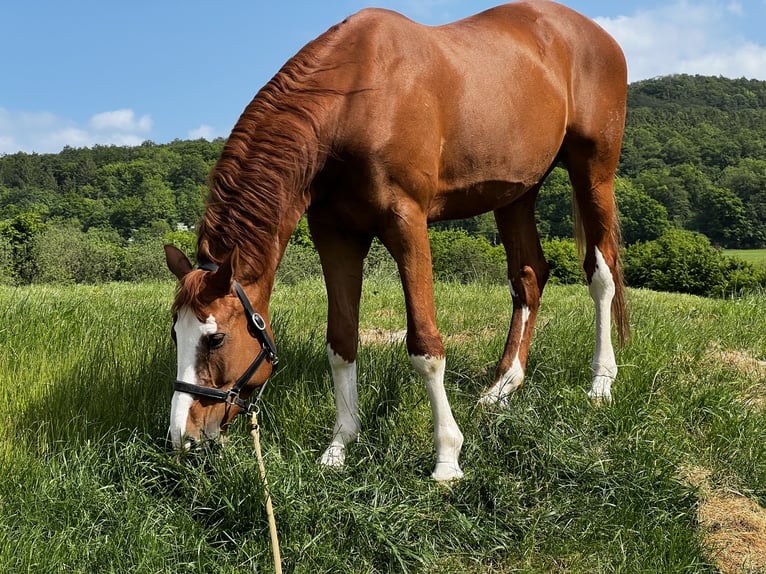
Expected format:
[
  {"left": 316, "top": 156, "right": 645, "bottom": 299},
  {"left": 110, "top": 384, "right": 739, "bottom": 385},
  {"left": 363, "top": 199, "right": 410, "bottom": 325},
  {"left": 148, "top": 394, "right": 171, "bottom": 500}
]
[{"left": 2, "top": 0, "right": 766, "bottom": 154}]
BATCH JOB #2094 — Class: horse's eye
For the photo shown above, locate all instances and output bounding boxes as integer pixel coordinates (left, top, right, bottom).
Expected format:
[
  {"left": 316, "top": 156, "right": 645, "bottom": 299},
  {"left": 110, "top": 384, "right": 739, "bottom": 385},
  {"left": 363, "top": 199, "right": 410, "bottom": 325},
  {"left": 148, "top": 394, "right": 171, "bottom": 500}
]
[{"left": 208, "top": 333, "right": 226, "bottom": 351}]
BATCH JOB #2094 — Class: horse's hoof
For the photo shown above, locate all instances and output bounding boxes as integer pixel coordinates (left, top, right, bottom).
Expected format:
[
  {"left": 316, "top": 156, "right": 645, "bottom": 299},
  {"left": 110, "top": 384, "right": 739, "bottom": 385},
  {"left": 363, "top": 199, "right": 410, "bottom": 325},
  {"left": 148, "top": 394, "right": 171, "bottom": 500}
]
[
  {"left": 478, "top": 393, "right": 510, "bottom": 409},
  {"left": 319, "top": 445, "right": 346, "bottom": 468},
  {"left": 431, "top": 462, "right": 464, "bottom": 482},
  {"left": 586, "top": 389, "right": 612, "bottom": 405}
]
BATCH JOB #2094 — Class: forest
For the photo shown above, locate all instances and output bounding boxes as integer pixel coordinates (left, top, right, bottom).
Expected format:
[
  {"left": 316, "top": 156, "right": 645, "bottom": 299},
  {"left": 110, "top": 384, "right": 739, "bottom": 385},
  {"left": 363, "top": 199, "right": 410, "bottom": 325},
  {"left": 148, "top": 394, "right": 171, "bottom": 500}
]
[{"left": 1, "top": 74, "right": 765, "bottom": 291}]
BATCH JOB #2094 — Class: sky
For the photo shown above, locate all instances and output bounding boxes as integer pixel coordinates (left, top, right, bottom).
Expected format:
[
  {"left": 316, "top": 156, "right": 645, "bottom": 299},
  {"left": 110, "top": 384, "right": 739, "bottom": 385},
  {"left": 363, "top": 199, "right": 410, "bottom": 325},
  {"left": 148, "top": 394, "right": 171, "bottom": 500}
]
[{"left": 2, "top": 0, "right": 766, "bottom": 155}]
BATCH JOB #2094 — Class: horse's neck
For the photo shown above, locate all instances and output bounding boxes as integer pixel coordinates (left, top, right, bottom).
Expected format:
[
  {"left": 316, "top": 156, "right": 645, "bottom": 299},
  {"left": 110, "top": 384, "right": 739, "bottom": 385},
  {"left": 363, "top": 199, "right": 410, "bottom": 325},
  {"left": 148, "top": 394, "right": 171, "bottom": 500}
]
[{"left": 201, "top": 95, "right": 338, "bottom": 289}]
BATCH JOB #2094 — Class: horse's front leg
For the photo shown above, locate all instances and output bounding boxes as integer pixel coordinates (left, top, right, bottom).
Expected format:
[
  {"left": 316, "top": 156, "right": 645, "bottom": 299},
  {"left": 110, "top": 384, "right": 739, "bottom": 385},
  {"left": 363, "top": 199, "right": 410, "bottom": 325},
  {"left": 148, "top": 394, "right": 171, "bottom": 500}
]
[
  {"left": 322, "top": 345, "right": 361, "bottom": 467},
  {"left": 381, "top": 206, "right": 464, "bottom": 481},
  {"left": 309, "top": 215, "right": 371, "bottom": 467}
]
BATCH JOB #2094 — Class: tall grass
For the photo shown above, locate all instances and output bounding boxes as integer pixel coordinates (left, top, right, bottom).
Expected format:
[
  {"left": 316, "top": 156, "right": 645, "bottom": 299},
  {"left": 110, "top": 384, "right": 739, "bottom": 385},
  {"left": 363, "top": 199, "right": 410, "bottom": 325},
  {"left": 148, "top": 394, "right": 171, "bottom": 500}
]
[{"left": 1, "top": 280, "right": 765, "bottom": 572}]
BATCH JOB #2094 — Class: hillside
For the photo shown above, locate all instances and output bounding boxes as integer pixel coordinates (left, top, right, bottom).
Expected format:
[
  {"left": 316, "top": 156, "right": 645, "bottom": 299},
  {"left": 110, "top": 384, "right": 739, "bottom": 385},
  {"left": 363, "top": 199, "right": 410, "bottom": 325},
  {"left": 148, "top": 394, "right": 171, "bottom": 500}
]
[
  {"left": 1, "top": 75, "right": 765, "bottom": 284},
  {"left": 619, "top": 75, "right": 766, "bottom": 247}
]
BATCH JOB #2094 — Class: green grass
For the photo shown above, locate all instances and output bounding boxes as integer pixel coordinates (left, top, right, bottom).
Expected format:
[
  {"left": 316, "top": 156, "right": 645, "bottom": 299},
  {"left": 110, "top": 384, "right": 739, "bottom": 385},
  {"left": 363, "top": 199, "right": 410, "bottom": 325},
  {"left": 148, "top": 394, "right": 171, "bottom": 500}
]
[
  {"left": 724, "top": 248, "right": 766, "bottom": 266},
  {"left": 1, "top": 279, "right": 765, "bottom": 572}
]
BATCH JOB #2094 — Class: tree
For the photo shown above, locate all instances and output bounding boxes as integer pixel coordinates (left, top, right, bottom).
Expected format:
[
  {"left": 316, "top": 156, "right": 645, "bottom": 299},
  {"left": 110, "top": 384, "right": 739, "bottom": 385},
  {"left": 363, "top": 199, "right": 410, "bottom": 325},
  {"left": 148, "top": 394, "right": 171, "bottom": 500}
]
[
  {"left": 540, "top": 237, "right": 582, "bottom": 284},
  {"left": 536, "top": 167, "right": 573, "bottom": 238},
  {"left": 0, "top": 211, "right": 46, "bottom": 282},
  {"left": 694, "top": 186, "right": 755, "bottom": 247},
  {"left": 615, "top": 178, "right": 670, "bottom": 244},
  {"left": 633, "top": 168, "right": 693, "bottom": 228}
]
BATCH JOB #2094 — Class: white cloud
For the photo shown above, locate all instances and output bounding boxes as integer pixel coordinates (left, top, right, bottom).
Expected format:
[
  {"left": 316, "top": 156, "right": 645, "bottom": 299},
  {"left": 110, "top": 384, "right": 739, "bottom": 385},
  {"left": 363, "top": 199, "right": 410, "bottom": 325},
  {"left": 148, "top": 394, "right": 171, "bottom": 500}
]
[
  {"left": 89, "top": 109, "right": 152, "bottom": 133},
  {"left": 0, "top": 108, "right": 153, "bottom": 154},
  {"left": 596, "top": 1, "right": 766, "bottom": 81},
  {"left": 188, "top": 124, "right": 217, "bottom": 141}
]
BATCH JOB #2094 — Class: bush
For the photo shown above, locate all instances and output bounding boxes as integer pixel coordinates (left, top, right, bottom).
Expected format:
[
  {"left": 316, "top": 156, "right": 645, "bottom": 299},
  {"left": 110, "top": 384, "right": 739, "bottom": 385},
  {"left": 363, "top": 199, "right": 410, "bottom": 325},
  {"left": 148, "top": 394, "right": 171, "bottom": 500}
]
[
  {"left": 276, "top": 243, "right": 322, "bottom": 285},
  {"left": 0, "top": 233, "right": 13, "bottom": 285},
  {"left": 428, "top": 228, "right": 505, "bottom": 284},
  {"left": 277, "top": 238, "right": 400, "bottom": 285},
  {"left": 31, "top": 225, "right": 85, "bottom": 284},
  {"left": 541, "top": 237, "right": 583, "bottom": 284},
  {"left": 31, "top": 225, "right": 125, "bottom": 284},
  {"left": 364, "top": 239, "right": 399, "bottom": 281},
  {"left": 80, "top": 228, "right": 126, "bottom": 283},
  {"left": 123, "top": 237, "right": 172, "bottom": 282},
  {"left": 623, "top": 229, "right": 766, "bottom": 296}
]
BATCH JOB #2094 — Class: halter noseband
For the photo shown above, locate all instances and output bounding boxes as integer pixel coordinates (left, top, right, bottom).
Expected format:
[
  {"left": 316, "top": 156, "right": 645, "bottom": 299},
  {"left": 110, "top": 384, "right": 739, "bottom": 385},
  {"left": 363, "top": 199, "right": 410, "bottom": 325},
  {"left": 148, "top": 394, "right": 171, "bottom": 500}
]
[{"left": 173, "top": 259, "right": 278, "bottom": 417}]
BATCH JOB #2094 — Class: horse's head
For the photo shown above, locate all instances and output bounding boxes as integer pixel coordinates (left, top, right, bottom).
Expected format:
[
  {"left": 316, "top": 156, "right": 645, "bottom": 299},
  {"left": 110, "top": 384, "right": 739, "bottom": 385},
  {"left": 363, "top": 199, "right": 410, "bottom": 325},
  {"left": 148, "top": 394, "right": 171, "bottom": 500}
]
[{"left": 163, "top": 245, "right": 277, "bottom": 449}]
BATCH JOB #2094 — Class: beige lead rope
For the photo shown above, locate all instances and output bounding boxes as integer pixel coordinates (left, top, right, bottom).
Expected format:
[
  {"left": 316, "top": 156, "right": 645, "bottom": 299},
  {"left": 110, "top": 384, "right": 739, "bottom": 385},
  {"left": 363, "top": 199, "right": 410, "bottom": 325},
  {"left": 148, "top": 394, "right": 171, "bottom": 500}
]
[{"left": 250, "top": 410, "right": 283, "bottom": 574}]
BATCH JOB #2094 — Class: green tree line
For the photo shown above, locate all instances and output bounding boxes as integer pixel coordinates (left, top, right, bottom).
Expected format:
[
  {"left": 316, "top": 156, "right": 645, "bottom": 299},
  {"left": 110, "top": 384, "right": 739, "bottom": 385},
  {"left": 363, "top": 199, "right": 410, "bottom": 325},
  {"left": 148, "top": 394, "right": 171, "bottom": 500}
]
[{"left": 1, "top": 75, "right": 765, "bottom": 293}]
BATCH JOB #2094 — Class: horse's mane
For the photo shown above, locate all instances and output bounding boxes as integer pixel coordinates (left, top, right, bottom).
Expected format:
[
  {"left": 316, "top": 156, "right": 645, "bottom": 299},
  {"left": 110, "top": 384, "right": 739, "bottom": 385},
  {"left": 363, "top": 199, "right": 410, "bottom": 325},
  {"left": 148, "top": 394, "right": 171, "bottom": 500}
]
[{"left": 195, "top": 36, "right": 343, "bottom": 284}]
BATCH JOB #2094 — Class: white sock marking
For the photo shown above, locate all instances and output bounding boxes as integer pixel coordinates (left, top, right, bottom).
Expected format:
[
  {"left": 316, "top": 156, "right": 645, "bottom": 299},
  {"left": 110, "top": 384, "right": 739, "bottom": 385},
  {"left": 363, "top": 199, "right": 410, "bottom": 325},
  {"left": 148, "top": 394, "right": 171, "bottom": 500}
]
[
  {"left": 320, "top": 345, "right": 361, "bottom": 468},
  {"left": 479, "top": 299, "right": 531, "bottom": 407},
  {"left": 410, "top": 354, "right": 464, "bottom": 481},
  {"left": 587, "top": 247, "right": 618, "bottom": 402}
]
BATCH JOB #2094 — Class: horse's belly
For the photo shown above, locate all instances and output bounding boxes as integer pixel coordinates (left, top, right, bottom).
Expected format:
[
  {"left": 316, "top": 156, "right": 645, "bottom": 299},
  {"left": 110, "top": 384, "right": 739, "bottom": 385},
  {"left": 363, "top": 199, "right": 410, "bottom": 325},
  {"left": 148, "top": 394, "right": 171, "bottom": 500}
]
[
  {"left": 427, "top": 135, "right": 561, "bottom": 221},
  {"left": 427, "top": 180, "right": 530, "bottom": 222}
]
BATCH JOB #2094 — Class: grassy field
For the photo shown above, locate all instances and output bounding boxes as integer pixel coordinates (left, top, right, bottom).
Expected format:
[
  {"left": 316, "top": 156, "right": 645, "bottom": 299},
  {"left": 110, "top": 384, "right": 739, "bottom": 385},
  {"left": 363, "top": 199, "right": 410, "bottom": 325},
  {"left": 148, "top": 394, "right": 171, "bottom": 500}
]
[
  {"left": 1, "top": 279, "right": 766, "bottom": 572},
  {"left": 724, "top": 248, "right": 766, "bottom": 266}
]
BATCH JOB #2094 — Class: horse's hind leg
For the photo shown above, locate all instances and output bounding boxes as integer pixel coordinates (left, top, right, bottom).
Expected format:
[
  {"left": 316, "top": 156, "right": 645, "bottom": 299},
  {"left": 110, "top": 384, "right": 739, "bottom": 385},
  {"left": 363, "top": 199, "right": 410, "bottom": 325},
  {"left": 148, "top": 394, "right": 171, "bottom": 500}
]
[
  {"left": 564, "top": 135, "right": 629, "bottom": 403},
  {"left": 480, "top": 193, "right": 549, "bottom": 407},
  {"left": 309, "top": 215, "right": 372, "bottom": 467}
]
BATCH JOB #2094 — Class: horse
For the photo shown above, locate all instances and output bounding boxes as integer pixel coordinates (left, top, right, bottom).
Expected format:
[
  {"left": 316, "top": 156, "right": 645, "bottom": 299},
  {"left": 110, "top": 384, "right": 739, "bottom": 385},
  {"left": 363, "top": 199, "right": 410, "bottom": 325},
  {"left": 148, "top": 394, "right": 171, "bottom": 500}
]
[{"left": 164, "top": 0, "right": 629, "bottom": 481}]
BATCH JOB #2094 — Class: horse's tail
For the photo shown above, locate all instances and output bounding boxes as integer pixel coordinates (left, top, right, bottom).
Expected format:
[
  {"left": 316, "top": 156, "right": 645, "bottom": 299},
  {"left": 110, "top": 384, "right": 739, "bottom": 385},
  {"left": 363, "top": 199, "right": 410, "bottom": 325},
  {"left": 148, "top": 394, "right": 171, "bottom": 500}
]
[{"left": 573, "top": 195, "right": 630, "bottom": 347}]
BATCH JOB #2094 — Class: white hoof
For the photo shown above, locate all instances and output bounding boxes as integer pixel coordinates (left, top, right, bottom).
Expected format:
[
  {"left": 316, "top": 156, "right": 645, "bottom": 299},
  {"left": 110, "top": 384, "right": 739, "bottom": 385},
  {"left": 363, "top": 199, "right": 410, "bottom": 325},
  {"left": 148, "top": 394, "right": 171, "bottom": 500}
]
[
  {"left": 478, "top": 392, "right": 510, "bottom": 409},
  {"left": 319, "top": 444, "right": 346, "bottom": 468},
  {"left": 586, "top": 375, "right": 613, "bottom": 404},
  {"left": 478, "top": 368, "right": 523, "bottom": 408},
  {"left": 431, "top": 462, "right": 464, "bottom": 482}
]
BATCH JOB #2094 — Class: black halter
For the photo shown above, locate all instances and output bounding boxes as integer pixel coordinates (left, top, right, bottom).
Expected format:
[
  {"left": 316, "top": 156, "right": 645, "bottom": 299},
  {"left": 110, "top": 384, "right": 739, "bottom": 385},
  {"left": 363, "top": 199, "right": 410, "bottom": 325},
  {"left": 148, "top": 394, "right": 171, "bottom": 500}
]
[{"left": 173, "top": 259, "right": 278, "bottom": 417}]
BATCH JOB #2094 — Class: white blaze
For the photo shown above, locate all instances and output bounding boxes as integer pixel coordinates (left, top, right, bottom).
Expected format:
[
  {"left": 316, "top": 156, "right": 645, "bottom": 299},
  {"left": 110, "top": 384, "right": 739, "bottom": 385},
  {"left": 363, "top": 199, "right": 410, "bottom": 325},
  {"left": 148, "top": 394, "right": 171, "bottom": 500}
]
[{"left": 169, "top": 309, "right": 218, "bottom": 448}]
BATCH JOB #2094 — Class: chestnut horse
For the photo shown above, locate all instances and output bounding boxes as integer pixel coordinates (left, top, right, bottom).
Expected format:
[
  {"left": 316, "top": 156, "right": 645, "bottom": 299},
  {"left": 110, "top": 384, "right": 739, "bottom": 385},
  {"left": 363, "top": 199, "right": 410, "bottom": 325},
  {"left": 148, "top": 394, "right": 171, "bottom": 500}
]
[{"left": 164, "top": 0, "right": 628, "bottom": 481}]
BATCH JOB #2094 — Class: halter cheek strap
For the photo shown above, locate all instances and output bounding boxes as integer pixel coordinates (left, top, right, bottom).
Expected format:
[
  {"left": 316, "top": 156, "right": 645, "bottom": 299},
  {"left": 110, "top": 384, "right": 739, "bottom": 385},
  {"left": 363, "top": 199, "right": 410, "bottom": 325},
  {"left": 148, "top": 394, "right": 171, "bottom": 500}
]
[{"left": 173, "top": 261, "right": 278, "bottom": 417}]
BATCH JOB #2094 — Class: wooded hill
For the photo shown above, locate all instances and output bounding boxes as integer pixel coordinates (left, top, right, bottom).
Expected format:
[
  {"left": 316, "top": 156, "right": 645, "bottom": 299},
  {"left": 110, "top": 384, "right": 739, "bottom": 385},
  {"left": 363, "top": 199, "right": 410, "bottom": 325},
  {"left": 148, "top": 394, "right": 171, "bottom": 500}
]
[{"left": 1, "top": 74, "right": 765, "bottom": 266}]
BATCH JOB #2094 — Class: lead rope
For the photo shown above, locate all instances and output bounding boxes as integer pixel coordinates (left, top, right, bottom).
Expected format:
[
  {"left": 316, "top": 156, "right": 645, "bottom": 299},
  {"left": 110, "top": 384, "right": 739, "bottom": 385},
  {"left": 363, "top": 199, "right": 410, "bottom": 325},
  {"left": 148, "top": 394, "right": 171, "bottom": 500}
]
[{"left": 250, "top": 410, "right": 283, "bottom": 574}]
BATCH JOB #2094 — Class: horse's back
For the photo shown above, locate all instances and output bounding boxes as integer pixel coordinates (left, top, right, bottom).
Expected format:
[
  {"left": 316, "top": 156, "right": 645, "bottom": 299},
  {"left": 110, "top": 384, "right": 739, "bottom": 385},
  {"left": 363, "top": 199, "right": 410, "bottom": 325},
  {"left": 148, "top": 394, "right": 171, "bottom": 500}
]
[
  {"left": 327, "top": 0, "right": 626, "bottom": 146},
  {"left": 310, "top": 1, "right": 626, "bottom": 220},
  {"left": 335, "top": 1, "right": 625, "bottom": 83}
]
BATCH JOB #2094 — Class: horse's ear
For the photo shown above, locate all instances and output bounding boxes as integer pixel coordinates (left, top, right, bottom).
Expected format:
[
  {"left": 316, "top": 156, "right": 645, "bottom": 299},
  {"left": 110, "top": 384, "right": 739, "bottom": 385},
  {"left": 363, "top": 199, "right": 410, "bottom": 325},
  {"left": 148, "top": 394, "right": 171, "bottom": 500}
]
[
  {"left": 164, "top": 245, "right": 193, "bottom": 279},
  {"left": 208, "top": 246, "right": 240, "bottom": 294}
]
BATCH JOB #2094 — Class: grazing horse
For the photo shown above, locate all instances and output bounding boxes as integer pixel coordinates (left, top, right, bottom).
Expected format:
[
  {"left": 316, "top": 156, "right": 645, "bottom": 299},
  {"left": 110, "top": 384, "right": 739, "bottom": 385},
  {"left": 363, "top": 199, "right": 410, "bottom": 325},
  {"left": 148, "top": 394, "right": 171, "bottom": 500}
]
[{"left": 164, "top": 0, "right": 629, "bottom": 481}]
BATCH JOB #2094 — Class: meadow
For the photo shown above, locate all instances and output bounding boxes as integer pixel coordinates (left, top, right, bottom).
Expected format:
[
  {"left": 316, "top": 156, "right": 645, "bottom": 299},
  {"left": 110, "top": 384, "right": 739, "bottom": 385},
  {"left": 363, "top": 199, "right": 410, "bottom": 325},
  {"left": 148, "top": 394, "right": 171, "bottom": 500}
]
[
  {"left": 724, "top": 249, "right": 766, "bottom": 266},
  {"left": 1, "top": 278, "right": 765, "bottom": 573}
]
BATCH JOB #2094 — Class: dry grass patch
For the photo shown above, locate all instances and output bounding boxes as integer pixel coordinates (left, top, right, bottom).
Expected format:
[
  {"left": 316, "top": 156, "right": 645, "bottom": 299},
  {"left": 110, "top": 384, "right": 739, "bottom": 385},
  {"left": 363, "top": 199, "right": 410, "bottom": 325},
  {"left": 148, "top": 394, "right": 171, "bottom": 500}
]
[
  {"left": 681, "top": 465, "right": 766, "bottom": 573},
  {"left": 699, "top": 343, "right": 766, "bottom": 408},
  {"left": 359, "top": 328, "right": 407, "bottom": 345},
  {"left": 714, "top": 347, "right": 766, "bottom": 378},
  {"left": 700, "top": 491, "right": 766, "bottom": 573},
  {"left": 359, "top": 327, "right": 503, "bottom": 346}
]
